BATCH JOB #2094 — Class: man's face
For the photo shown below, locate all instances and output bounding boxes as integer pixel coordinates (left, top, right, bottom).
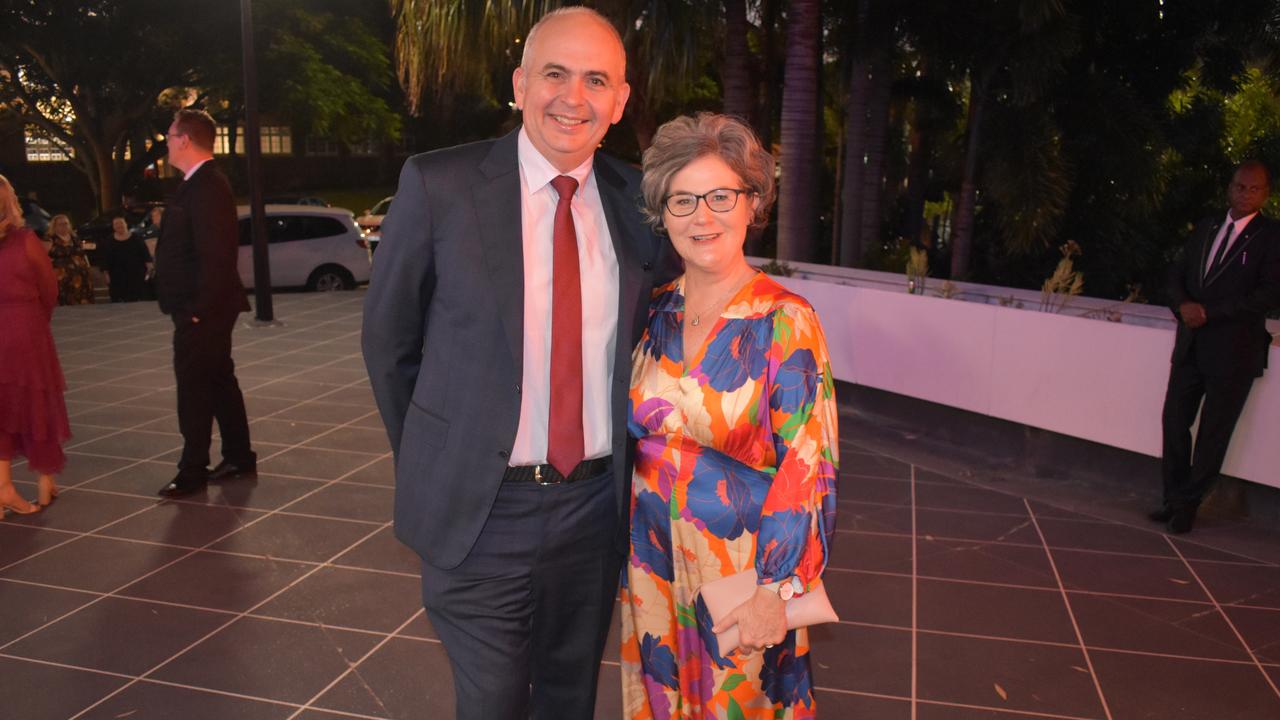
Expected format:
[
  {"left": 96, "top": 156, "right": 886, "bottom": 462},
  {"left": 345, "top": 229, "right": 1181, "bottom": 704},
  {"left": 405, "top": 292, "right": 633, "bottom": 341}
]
[
  {"left": 512, "top": 13, "right": 630, "bottom": 173},
  {"left": 1228, "top": 166, "right": 1270, "bottom": 218},
  {"left": 166, "top": 122, "right": 192, "bottom": 172}
]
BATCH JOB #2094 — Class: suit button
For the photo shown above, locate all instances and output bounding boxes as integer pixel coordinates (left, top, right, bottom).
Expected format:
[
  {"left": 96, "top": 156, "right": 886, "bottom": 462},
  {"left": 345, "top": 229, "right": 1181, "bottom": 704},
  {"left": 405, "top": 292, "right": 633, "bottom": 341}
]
[
  {"left": 498, "top": 450, "right": 509, "bottom": 459},
  {"left": 515, "top": 384, "right": 521, "bottom": 394}
]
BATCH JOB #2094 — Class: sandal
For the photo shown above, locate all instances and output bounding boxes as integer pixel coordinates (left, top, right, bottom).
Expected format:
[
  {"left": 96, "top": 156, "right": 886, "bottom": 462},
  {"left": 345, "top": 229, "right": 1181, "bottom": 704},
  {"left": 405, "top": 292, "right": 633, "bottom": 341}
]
[{"left": 38, "top": 476, "right": 60, "bottom": 507}]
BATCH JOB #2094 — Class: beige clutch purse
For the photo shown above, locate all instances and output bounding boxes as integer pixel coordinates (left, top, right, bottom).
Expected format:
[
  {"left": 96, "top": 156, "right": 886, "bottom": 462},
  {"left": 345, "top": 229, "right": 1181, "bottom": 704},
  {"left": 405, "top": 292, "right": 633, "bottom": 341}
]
[{"left": 699, "top": 569, "right": 839, "bottom": 651}]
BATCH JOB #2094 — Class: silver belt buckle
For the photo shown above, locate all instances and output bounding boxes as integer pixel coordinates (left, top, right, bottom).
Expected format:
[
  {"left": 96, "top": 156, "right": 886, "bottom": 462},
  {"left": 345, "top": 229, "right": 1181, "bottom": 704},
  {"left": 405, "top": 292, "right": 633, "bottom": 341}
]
[{"left": 533, "top": 464, "right": 558, "bottom": 486}]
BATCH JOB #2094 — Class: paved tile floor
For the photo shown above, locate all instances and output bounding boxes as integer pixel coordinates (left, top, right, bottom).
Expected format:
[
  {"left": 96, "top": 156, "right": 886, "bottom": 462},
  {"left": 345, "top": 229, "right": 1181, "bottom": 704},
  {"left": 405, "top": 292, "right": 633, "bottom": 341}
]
[{"left": 3, "top": 292, "right": 1280, "bottom": 719}]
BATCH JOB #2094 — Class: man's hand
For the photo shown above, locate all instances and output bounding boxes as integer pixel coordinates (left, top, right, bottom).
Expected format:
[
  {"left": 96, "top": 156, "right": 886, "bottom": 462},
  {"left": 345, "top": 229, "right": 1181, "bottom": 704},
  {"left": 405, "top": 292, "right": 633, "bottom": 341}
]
[
  {"left": 1179, "top": 301, "right": 1207, "bottom": 329},
  {"left": 190, "top": 315, "right": 201, "bottom": 324},
  {"left": 711, "top": 585, "right": 788, "bottom": 654}
]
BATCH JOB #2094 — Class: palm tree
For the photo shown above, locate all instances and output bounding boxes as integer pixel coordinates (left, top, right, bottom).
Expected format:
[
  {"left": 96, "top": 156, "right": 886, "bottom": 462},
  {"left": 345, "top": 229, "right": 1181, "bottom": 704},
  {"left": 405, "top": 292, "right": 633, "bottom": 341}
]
[{"left": 775, "top": 0, "right": 823, "bottom": 261}]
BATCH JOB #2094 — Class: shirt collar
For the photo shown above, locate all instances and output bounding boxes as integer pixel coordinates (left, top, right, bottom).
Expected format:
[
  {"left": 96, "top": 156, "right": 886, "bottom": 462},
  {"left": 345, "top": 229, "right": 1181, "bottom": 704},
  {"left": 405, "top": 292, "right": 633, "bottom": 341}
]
[
  {"left": 517, "top": 127, "right": 594, "bottom": 198},
  {"left": 1224, "top": 210, "right": 1258, "bottom": 231},
  {"left": 184, "top": 157, "right": 212, "bottom": 180}
]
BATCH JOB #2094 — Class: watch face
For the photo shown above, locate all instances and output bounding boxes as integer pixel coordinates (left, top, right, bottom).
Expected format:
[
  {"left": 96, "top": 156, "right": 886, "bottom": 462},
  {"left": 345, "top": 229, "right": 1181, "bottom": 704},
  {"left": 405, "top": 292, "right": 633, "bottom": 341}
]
[{"left": 779, "top": 583, "right": 795, "bottom": 601}]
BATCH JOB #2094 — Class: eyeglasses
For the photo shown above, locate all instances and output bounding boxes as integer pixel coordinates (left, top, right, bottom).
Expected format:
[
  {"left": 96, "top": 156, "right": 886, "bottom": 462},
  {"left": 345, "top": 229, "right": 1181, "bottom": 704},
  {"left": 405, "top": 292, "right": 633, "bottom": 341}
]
[{"left": 663, "top": 188, "right": 754, "bottom": 217}]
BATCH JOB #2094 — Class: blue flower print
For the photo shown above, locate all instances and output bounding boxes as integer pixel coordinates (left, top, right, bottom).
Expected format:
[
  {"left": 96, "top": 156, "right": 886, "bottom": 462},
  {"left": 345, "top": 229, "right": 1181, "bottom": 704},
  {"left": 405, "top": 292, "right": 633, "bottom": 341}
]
[{"left": 685, "top": 451, "right": 768, "bottom": 540}]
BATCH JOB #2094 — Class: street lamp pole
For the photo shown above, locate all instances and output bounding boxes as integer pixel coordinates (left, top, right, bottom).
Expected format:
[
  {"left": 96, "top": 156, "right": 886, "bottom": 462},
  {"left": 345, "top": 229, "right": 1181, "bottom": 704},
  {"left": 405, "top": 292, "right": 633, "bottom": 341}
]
[{"left": 241, "top": 0, "right": 273, "bottom": 321}]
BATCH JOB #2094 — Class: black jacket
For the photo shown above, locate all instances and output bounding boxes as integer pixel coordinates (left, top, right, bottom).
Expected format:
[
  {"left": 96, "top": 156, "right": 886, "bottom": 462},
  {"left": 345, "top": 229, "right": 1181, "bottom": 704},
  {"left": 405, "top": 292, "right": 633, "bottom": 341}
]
[
  {"left": 154, "top": 162, "right": 250, "bottom": 319},
  {"left": 1167, "top": 213, "right": 1280, "bottom": 378}
]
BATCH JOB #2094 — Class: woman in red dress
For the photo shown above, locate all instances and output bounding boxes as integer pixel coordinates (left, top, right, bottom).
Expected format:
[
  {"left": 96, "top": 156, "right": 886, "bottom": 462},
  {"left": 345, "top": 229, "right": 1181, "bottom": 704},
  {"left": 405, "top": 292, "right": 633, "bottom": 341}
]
[{"left": 0, "top": 175, "right": 68, "bottom": 514}]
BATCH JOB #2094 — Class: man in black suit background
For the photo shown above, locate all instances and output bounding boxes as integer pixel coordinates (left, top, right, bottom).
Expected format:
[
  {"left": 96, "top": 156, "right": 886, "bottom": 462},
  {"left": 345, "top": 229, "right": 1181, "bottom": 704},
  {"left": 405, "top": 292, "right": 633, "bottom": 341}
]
[
  {"left": 154, "top": 108, "right": 256, "bottom": 497},
  {"left": 362, "top": 8, "right": 672, "bottom": 719},
  {"left": 1153, "top": 160, "right": 1280, "bottom": 533}
]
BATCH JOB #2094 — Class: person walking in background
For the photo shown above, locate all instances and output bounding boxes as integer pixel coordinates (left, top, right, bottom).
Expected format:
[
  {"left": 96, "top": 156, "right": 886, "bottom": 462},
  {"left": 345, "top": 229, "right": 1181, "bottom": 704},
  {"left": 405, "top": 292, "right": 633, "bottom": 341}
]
[
  {"left": 154, "top": 108, "right": 255, "bottom": 498},
  {"left": 103, "top": 215, "right": 151, "bottom": 302},
  {"left": 139, "top": 206, "right": 163, "bottom": 299},
  {"left": 0, "top": 175, "right": 69, "bottom": 514},
  {"left": 363, "top": 8, "right": 673, "bottom": 719},
  {"left": 45, "top": 214, "right": 95, "bottom": 305},
  {"left": 1153, "top": 159, "right": 1280, "bottom": 534},
  {"left": 620, "top": 113, "right": 839, "bottom": 718}
]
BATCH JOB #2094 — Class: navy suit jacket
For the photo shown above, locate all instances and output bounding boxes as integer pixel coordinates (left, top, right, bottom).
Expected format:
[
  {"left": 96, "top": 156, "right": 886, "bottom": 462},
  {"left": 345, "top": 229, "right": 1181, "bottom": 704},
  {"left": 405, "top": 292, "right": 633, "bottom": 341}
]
[
  {"left": 1167, "top": 213, "right": 1280, "bottom": 379},
  {"left": 362, "top": 129, "right": 673, "bottom": 569}
]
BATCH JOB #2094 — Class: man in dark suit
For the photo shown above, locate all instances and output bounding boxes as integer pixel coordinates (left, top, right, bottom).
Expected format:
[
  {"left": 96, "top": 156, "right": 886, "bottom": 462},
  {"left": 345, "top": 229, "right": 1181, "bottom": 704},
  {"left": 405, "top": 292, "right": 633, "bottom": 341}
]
[
  {"left": 363, "top": 8, "right": 673, "bottom": 719},
  {"left": 154, "top": 108, "right": 256, "bottom": 497},
  {"left": 1153, "top": 160, "right": 1280, "bottom": 534}
]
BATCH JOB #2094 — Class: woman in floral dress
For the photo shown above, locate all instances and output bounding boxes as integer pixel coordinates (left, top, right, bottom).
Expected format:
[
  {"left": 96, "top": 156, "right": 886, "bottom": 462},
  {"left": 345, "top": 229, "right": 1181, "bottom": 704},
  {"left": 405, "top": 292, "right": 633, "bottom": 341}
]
[
  {"left": 45, "top": 214, "right": 95, "bottom": 305},
  {"left": 621, "top": 113, "right": 839, "bottom": 719}
]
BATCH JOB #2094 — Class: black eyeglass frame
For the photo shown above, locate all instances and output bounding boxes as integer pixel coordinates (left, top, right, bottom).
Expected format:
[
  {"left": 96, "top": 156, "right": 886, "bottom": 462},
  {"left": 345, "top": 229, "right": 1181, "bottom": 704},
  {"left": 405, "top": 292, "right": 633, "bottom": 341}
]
[{"left": 662, "top": 187, "right": 756, "bottom": 217}]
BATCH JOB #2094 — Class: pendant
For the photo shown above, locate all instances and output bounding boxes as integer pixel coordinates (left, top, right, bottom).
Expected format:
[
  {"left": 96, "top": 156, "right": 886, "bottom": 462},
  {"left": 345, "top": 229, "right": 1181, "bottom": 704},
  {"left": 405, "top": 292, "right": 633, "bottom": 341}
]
[{"left": 690, "top": 316, "right": 701, "bottom": 326}]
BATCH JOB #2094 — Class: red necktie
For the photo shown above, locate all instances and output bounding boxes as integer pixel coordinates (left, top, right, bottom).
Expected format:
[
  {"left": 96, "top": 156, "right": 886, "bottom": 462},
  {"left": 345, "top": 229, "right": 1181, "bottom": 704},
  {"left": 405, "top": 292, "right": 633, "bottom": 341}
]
[{"left": 547, "top": 175, "right": 584, "bottom": 478}]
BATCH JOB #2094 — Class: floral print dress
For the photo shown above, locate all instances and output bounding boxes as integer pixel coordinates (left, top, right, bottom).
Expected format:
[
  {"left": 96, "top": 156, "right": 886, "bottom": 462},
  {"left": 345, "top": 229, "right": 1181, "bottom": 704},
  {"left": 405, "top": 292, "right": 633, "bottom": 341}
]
[{"left": 620, "top": 272, "right": 839, "bottom": 720}]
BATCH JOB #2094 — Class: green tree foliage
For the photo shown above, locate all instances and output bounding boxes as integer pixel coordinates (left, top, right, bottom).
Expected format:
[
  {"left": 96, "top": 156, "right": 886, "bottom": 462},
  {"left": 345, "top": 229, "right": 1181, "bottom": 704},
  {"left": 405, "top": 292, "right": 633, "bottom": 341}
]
[{"left": 0, "top": 0, "right": 230, "bottom": 211}]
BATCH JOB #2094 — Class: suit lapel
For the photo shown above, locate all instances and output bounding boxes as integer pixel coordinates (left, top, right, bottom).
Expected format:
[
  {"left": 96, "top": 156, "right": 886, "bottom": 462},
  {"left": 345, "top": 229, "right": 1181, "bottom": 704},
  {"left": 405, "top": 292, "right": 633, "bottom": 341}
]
[
  {"left": 1205, "top": 214, "right": 1267, "bottom": 287},
  {"left": 474, "top": 131, "right": 525, "bottom": 368},
  {"left": 594, "top": 155, "right": 644, "bottom": 364}
]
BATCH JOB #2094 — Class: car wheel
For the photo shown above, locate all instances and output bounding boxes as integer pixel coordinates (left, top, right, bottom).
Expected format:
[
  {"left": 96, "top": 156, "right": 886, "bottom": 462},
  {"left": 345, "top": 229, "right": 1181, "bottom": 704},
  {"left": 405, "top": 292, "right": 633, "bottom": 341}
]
[{"left": 307, "top": 265, "right": 355, "bottom": 291}]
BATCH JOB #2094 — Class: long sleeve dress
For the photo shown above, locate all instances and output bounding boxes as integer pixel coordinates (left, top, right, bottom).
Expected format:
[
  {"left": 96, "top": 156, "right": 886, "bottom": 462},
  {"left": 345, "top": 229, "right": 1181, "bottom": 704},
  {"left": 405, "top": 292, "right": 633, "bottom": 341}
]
[
  {"left": 620, "top": 271, "right": 839, "bottom": 720},
  {"left": 104, "top": 232, "right": 151, "bottom": 302},
  {"left": 48, "top": 236, "right": 95, "bottom": 305},
  {"left": 0, "top": 227, "right": 71, "bottom": 474}
]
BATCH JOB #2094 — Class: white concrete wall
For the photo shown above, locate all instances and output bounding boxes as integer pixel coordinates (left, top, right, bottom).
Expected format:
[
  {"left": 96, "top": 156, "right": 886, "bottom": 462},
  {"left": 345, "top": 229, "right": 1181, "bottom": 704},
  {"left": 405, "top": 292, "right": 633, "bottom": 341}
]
[{"left": 770, "top": 274, "right": 1280, "bottom": 489}]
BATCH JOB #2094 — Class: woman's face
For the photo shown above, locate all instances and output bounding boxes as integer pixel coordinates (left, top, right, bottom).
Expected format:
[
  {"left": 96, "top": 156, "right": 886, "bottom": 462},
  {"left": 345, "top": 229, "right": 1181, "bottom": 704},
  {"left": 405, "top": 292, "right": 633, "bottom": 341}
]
[
  {"left": 662, "top": 154, "right": 758, "bottom": 277},
  {"left": 112, "top": 217, "right": 128, "bottom": 235},
  {"left": 53, "top": 217, "right": 71, "bottom": 236}
]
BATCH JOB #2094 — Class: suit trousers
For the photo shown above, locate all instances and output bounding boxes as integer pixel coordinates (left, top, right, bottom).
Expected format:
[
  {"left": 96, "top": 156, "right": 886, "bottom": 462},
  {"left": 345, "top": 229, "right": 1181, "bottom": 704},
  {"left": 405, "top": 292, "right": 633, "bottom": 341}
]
[
  {"left": 171, "top": 311, "right": 252, "bottom": 473},
  {"left": 1160, "top": 361, "right": 1256, "bottom": 510},
  {"left": 420, "top": 468, "right": 622, "bottom": 720}
]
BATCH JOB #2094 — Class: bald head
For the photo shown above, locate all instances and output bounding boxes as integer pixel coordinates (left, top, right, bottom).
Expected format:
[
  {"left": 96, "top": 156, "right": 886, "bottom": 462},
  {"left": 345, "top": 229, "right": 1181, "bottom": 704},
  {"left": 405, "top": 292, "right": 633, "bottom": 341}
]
[{"left": 521, "top": 7, "right": 626, "bottom": 75}]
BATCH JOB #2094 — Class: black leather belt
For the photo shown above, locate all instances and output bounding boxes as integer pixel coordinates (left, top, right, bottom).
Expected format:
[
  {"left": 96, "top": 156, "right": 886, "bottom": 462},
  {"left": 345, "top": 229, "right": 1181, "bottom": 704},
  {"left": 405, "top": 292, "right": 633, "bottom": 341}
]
[{"left": 503, "top": 456, "right": 611, "bottom": 485}]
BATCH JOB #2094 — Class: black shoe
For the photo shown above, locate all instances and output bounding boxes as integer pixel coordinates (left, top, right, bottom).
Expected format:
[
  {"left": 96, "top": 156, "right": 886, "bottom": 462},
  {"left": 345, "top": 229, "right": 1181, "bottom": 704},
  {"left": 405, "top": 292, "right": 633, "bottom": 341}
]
[
  {"left": 1148, "top": 506, "right": 1174, "bottom": 523},
  {"left": 158, "top": 472, "right": 209, "bottom": 498},
  {"left": 209, "top": 459, "right": 257, "bottom": 482},
  {"left": 1167, "top": 509, "right": 1196, "bottom": 535}
]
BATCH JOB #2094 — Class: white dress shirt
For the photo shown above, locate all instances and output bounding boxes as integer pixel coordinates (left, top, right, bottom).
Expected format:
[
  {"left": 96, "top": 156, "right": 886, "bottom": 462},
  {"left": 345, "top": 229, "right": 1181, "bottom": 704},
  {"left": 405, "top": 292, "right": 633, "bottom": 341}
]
[
  {"left": 510, "top": 128, "right": 620, "bottom": 465},
  {"left": 1204, "top": 211, "right": 1257, "bottom": 277}
]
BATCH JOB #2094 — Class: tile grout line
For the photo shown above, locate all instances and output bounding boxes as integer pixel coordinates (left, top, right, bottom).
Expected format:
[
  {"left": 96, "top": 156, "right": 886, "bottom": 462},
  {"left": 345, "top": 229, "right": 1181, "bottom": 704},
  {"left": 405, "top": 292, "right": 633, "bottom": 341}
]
[
  {"left": 832, "top": 526, "right": 1273, "bottom": 568},
  {"left": 1164, "top": 536, "right": 1280, "bottom": 701},
  {"left": 1024, "top": 499, "right": 1114, "bottom": 720},
  {"left": 910, "top": 463, "right": 919, "bottom": 720},
  {"left": 65, "top": 516, "right": 393, "bottom": 720},
  {"left": 813, "top": 684, "right": 1102, "bottom": 720},
  {"left": 824, "top": 566, "right": 1280, "bottom": 612},
  {"left": 286, "top": 608, "right": 428, "bottom": 719},
  {"left": 0, "top": 393, "right": 386, "bottom": 656}
]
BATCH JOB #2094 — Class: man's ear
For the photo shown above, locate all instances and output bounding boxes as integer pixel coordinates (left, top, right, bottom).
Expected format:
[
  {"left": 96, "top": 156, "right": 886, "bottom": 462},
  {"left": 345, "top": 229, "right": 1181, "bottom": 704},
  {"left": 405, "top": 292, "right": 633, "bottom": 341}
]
[
  {"left": 611, "top": 81, "right": 631, "bottom": 125},
  {"left": 512, "top": 67, "right": 527, "bottom": 111}
]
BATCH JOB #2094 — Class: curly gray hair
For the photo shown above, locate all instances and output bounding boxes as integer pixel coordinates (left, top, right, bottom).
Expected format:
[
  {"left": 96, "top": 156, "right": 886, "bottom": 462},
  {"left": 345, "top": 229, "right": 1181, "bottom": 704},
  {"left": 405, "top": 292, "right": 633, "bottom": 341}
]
[{"left": 639, "top": 113, "right": 776, "bottom": 232}]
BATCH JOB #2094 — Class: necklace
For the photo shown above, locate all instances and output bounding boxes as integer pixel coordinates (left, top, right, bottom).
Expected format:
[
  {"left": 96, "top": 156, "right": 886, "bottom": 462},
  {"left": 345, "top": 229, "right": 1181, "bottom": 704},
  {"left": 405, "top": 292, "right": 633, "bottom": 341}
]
[{"left": 686, "top": 270, "right": 753, "bottom": 327}]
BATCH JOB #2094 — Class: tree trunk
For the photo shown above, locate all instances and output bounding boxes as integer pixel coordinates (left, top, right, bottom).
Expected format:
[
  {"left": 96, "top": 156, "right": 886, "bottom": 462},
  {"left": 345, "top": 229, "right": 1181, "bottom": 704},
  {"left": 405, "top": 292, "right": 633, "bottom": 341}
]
[
  {"left": 859, "top": 48, "right": 892, "bottom": 257},
  {"left": 776, "top": 0, "right": 822, "bottom": 262},
  {"left": 902, "top": 104, "right": 932, "bottom": 244},
  {"left": 722, "top": 0, "right": 752, "bottom": 122},
  {"left": 92, "top": 143, "right": 118, "bottom": 213},
  {"left": 837, "top": 10, "right": 870, "bottom": 267},
  {"left": 949, "top": 73, "right": 987, "bottom": 280},
  {"left": 756, "top": 0, "right": 782, "bottom": 150}
]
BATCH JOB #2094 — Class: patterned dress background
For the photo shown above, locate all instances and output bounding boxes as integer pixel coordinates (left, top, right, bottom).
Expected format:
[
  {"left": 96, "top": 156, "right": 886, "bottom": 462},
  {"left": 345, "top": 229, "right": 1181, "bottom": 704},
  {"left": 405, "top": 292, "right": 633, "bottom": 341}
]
[
  {"left": 48, "top": 238, "right": 95, "bottom": 305},
  {"left": 620, "top": 271, "right": 839, "bottom": 720}
]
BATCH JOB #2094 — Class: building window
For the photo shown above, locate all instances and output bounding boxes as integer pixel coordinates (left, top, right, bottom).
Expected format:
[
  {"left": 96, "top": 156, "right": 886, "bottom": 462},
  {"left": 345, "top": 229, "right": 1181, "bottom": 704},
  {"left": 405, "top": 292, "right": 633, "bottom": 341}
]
[
  {"left": 24, "top": 127, "right": 73, "bottom": 162},
  {"left": 215, "top": 125, "right": 293, "bottom": 155},
  {"left": 305, "top": 137, "right": 340, "bottom": 156},
  {"left": 349, "top": 138, "right": 380, "bottom": 157}
]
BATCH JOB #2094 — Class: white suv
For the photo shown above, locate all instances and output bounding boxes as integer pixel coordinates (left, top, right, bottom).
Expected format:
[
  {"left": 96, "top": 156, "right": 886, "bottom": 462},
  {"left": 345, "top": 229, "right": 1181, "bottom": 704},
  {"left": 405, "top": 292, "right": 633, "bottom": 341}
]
[{"left": 237, "top": 205, "right": 370, "bottom": 291}]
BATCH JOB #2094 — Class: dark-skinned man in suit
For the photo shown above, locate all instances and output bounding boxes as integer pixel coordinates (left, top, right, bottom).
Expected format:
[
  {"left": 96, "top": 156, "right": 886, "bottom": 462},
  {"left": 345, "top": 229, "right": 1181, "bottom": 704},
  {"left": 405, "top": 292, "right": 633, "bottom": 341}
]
[
  {"left": 1153, "top": 160, "right": 1280, "bottom": 534},
  {"left": 362, "top": 8, "right": 674, "bottom": 719},
  {"left": 155, "top": 108, "right": 256, "bottom": 498}
]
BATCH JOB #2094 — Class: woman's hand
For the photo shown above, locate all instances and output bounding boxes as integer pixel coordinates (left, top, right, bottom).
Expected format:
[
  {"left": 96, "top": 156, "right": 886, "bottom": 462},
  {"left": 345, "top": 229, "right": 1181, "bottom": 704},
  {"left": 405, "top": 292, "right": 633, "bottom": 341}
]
[{"left": 711, "top": 585, "right": 787, "bottom": 654}]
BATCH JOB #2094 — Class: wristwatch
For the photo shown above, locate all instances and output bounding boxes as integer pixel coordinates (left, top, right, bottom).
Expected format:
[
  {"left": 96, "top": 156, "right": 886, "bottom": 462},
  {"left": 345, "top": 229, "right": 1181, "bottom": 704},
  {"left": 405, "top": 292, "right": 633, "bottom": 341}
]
[{"left": 763, "top": 576, "right": 805, "bottom": 601}]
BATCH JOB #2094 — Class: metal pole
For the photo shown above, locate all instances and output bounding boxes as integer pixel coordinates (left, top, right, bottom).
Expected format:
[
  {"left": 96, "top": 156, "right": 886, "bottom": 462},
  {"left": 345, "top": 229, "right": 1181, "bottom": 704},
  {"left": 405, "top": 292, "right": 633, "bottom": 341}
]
[{"left": 241, "top": 0, "right": 273, "bottom": 321}]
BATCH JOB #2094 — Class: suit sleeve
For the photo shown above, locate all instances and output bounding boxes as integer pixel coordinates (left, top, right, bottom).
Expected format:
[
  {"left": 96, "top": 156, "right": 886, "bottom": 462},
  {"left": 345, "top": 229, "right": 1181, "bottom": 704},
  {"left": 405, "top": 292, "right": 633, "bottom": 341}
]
[
  {"left": 1203, "top": 224, "right": 1280, "bottom": 322},
  {"left": 362, "top": 157, "right": 437, "bottom": 459},
  {"left": 190, "top": 174, "right": 240, "bottom": 319},
  {"left": 1166, "top": 237, "right": 1193, "bottom": 316}
]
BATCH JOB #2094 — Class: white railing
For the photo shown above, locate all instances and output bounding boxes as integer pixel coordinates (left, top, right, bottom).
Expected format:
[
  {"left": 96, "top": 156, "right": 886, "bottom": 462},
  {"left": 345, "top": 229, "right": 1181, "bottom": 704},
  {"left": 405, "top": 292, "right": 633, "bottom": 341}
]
[{"left": 759, "top": 261, "right": 1280, "bottom": 490}]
